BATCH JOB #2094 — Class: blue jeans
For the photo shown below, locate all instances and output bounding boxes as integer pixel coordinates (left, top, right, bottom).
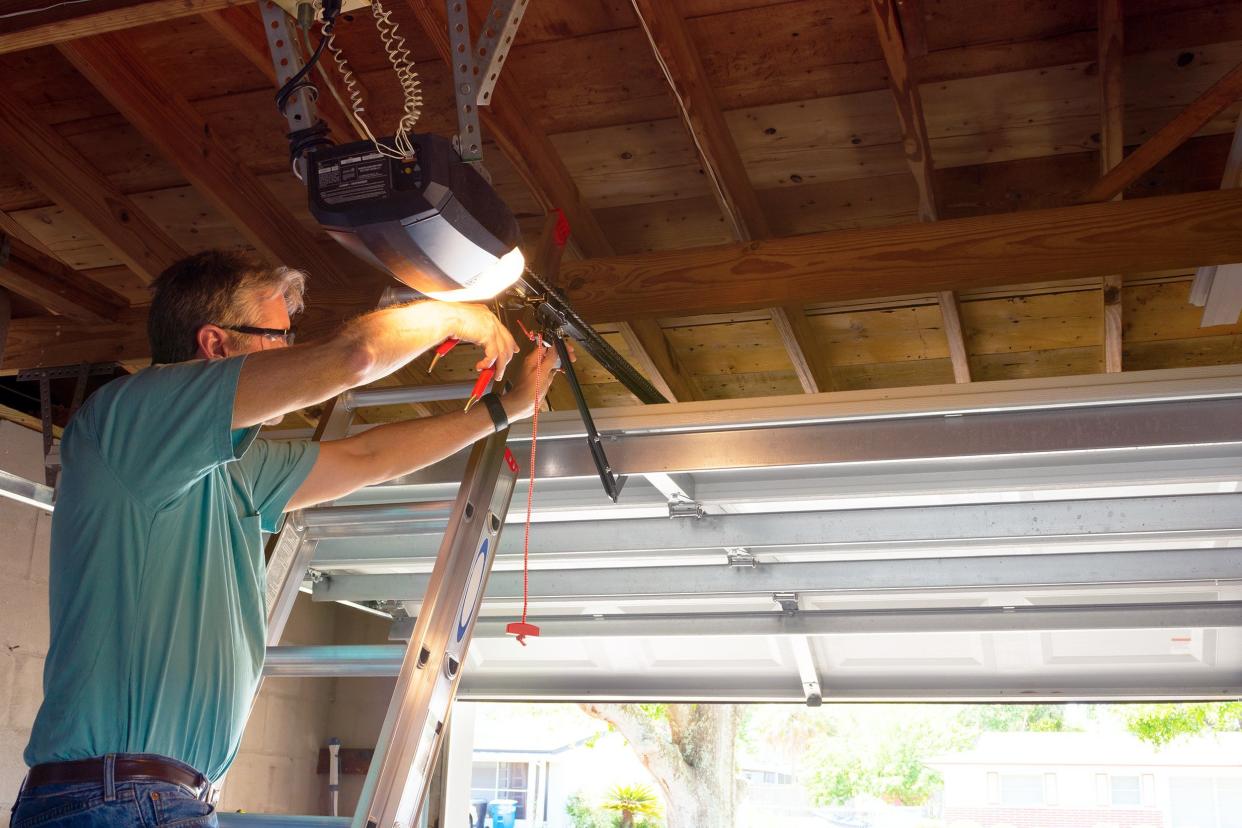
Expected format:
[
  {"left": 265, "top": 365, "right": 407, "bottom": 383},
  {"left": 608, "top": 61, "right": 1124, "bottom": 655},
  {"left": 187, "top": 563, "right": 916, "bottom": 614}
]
[{"left": 11, "top": 754, "right": 217, "bottom": 828}]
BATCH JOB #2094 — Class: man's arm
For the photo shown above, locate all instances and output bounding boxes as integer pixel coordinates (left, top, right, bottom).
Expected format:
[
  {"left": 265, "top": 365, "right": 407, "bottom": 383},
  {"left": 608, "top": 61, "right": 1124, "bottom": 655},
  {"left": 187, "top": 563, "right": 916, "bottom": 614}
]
[
  {"left": 284, "top": 348, "right": 554, "bottom": 510},
  {"left": 231, "top": 301, "right": 518, "bottom": 429}
]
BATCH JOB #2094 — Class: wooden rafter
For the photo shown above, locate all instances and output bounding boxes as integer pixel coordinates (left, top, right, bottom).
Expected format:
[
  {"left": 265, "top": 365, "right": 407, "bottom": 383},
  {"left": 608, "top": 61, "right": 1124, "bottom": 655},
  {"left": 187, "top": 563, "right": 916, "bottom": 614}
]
[
  {"left": 1099, "top": 0, "right": 1125, "bottom": 373},
  {"left": 2, "top": 310, "right": 149, "bottom": 374},
  {"left": 561, "top": 188, "right": 1242, "bottom": 322},
  {"left": 0, "top": 232, "right": 128, "bottom": 323},
  {"left": 768, "top": 307, "right": 835, "bottom": 393},
  {"left": 870, "top": 0, "right": 971, "bottom": 383},
  {"left": 629, "top": 0, "right": 767, "bottom": 241},
  {"left": 629, "top": 0, "right": 829, "bottom": 394},
  {"left": 0, "top": 90, "right": 185, "bottom": 283},
  {"left": 1082, "top": 58, "right": 1242, "bottom": 203},
  {"left": 0, "top": 0, "right": 243, "bottom": 55},
  {"left": 616, "top": 320, "right": 700, "bottom": 403},
  {"left": 58, "top": 34, "right": 357, "bottom": 291},
  {"left": 894, "top": 0, "right": 929, "bottom": 60}
]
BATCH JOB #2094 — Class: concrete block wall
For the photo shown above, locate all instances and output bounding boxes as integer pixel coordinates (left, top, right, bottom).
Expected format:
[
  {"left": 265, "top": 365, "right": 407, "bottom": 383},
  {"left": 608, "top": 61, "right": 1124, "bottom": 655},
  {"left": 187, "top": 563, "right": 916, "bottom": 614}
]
[
  {"left": 0, "top": 422, "right": 52, "bottom": 822},
  {"left": 323, "top": 606, "right": 397, "bottom": 816},
  {"left": 218, "top": 594, "right": 340, "bottom": 816}
]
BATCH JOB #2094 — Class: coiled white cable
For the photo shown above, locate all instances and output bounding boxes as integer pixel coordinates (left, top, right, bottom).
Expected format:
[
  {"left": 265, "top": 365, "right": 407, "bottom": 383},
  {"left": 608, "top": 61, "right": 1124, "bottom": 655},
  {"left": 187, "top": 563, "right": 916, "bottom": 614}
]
[
  {"left": 316, "top": 0, "right": 422, "bottom": 161},
  {"left": 370, "top": 0, "right": 422, "bottom": 156}
]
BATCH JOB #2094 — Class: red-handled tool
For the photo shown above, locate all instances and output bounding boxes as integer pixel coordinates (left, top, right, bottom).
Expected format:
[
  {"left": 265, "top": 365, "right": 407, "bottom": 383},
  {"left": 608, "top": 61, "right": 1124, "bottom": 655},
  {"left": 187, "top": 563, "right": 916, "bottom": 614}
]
[
  {"left": 463, "top": 366, "right": 496, "bottom": 413},
  {"left": 428, "top": 337, "right": 459, "bottom": 373},
  {"left": 430, "top": 337, "right": 497, "bottom": 412}
]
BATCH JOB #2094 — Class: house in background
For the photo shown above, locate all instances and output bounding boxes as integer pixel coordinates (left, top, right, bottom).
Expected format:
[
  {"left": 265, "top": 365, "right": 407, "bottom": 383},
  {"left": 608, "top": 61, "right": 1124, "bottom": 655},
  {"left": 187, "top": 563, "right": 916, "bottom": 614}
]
[
  {"left": 461, "top": 703, "right": 654, "bottom": 828},
  {"left": 927, "top": 732, "right": 1242, "bottom": 828}
]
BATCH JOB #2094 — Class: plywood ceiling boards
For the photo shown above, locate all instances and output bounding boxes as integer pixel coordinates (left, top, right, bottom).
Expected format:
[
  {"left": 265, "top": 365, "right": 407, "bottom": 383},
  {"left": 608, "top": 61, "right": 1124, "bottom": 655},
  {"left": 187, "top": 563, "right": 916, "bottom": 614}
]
[{"left": 537, "top": 41, "right": 1242, "bottom": 213}]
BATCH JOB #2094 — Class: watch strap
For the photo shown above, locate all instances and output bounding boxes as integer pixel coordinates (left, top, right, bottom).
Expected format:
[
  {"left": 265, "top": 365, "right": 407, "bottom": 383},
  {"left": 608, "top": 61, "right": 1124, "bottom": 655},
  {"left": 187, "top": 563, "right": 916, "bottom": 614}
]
[{"left": 480, "top": 392, "right": 508, "bottom": 433}]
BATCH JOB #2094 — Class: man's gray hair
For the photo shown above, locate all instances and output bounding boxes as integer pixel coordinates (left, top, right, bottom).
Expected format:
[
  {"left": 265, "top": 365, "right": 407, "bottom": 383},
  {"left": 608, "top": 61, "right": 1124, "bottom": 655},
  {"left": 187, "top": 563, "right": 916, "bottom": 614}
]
[{"left": 148, "top": 249, "right": 308, "bottom": 364}]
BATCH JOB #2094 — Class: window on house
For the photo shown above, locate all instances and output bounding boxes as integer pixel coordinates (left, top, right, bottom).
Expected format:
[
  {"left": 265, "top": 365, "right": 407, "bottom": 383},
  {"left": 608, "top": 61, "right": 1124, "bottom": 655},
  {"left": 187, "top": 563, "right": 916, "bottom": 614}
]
[
  {"left": 470, "top": 761, "right": 529, "bottom": 820},
  {"left": 999, "top": 774, "right": 1044, "bottom": 806},
  {"left": 1111, "top": 775, "right": 1141, "bottom": 806}
]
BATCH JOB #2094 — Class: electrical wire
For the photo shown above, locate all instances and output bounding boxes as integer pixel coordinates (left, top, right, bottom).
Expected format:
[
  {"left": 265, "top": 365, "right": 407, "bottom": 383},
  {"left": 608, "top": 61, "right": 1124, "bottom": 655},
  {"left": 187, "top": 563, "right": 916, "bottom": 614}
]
[
  {"left": 315, "top": 0, "right": 421, "bottom": 160},
  {"left": 298, "top": 26, "right": 367, "bottom": 141},
  {"left": 0, "top": 0, "right": 95, "bottom": 20}
]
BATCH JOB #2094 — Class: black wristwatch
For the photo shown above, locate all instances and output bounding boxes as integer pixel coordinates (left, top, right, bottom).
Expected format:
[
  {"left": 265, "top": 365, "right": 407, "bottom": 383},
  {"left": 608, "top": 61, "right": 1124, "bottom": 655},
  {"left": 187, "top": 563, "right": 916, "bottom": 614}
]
[{"left": 479, "top": 392, "right": 509, "bottom": 433}]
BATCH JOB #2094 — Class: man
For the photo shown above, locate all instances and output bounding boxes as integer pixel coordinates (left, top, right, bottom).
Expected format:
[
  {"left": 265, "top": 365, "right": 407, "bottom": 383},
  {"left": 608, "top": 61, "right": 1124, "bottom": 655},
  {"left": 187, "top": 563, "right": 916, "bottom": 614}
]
[{"left": 12, "top": 249, "right": 558, "bottom": 827}]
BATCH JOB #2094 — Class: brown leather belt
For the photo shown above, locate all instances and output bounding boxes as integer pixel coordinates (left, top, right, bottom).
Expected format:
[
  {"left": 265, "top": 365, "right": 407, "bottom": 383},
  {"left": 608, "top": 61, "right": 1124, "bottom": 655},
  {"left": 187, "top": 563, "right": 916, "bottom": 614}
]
[{"left": 26, "top": 756, "right": 209, "bottom": 795}]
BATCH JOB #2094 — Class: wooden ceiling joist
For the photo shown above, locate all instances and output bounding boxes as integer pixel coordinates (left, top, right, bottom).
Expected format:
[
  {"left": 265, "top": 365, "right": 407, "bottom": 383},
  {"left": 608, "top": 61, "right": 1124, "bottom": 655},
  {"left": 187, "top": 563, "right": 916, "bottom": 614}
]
[
  {"left": 616, "top": 319, "right": 700, "bottom": 403},
  {"left": 1083, "top": 57, "right": 1242, "bottom": 203},
  {"left": 58, "top": 33, "right": 356, "bottom": 290},
  {"left": 0, "top": 232, "right": 128, "bottom": 324},
  {"left": 561, "top": 188, "right": 1242, "bottom": 322},
  {"left": 1099, "top": 0, "right": 1125, "bottom": 374},
  {"left": 628, "top": 0, "right": 829, "bottom": 394},
  {"left": 870, "top": 0, "right": 971, "bottom": 383},
  {"left": 0, "top": 0, "right": 244, "bottom": 55},
  {"left": 628, "top": 0, "right": 767, "bottom": 241},
  {"left": 0, "top": 90, "right": 185, "bottom": 283},
  {"left": 2, "top": 310, "right": 149, "bottom": 374}
]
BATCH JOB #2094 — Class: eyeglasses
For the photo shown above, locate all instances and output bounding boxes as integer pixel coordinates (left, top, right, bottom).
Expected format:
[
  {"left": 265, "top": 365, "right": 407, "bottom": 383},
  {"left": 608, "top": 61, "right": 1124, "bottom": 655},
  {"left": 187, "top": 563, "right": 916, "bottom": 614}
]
[{"left": 218, "top": 324, "right": 296, "bottom": 345}]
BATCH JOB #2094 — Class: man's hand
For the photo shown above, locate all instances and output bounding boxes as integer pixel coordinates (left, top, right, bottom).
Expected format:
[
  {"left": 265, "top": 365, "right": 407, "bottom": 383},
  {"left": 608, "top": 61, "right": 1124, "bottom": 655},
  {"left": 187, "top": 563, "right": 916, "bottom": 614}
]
[
  {"left": 502, "top": 340, "right": 576, "bottom": 421},
  {"left": 439, "top": 303, "right": 520, "bottom": 380},
  {"left": 287, "top": 337, "right": 578, "bottom": 510}
]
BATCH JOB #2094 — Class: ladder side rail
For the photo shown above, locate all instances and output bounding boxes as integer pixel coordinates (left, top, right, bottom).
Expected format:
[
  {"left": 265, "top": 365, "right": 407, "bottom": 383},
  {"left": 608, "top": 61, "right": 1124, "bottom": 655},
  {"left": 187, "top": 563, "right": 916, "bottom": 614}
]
[{"left": 351, "top": 430, "right": 517, "bottom": 828}]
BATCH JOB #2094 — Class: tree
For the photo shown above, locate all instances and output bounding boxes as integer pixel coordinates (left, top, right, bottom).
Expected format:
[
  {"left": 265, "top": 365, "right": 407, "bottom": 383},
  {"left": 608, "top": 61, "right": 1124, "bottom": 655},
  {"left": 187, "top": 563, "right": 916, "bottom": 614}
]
[
  {"left": 956, "top": 704, "right": 1070, "bottom": 733},
  {"left": 579, "top": 703, "right": 738, "bottom": 828},
  {"left": 600, "top": 784, "right": 662, "bottom": 828},
  {"left": 1120, "top": 702, "right": 1242, "bottom": 747},
  {"left": 805, "top": 706, "right": 973, "bottom": 807}
]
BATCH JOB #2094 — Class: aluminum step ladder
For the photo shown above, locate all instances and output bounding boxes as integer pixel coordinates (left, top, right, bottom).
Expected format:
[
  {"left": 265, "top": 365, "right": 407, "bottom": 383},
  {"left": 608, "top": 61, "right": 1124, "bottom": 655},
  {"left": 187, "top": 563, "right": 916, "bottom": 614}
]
[{"left": 220, "top": 381, "right": 519, "bottom": 828}]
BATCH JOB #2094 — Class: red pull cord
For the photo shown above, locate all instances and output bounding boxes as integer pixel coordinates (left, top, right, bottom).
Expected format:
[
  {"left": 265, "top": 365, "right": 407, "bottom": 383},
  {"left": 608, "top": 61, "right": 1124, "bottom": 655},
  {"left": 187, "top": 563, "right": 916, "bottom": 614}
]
[{"left": 506, "top": 328, "right": 546, "bottom": 646}]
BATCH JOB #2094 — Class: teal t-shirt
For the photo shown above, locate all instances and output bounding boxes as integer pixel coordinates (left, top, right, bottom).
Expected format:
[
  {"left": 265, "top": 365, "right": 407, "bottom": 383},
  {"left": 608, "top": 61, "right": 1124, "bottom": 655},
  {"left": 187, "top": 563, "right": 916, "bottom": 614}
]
[{"left": 24, "top": 356, "right": 319, "bottom": 781}]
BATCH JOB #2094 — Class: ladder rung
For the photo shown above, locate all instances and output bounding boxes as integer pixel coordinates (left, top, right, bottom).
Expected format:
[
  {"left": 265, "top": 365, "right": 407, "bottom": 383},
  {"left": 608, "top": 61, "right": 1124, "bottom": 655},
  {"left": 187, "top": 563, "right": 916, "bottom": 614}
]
[
  {"left": 301, "top": 501, "right": 455, "bottom": 528},
  {"left": 263, "top": 645, "right": 404, "bottom": 678},
  {"left": 347, "top": 382, "right": 476, "bottom": 409}
]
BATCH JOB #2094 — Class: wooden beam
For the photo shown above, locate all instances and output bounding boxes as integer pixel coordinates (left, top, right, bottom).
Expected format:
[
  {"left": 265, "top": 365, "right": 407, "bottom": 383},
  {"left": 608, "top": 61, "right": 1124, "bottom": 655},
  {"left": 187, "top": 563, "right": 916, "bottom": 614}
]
[
  {"left": 2, "top": 309, "right": 149, "bottom": 374},
  {"left": 0, "top": 90, "right": 185, "bottom": 282},
  {"left": 0, "top": 290, "right": 8, "bottom": 367},
  {"left": 769, "top": 306, "right": 835, "bottom": 393},
  {"left": 58, "top": 34, "right": 355, "bottom": 288},
  {"left": 0, "top": 0, "right": 244, "bottom": 55},
  {"left": 629, "top": 0, "right": 768, "bottom": 241},
  {"left": 630, "top": 0, "right": 842, "bottom": 392},
  {"left": 871, "top": 0, "right": 937, "bottom": 223},
  {"left": 616, "top": 320, "right": 700, "bottom": 402},
  {"left": 403, "top": 1, "right": 612, "bottom": 259},
  {"left": 936, "top": 291, "right": 972, "bottom": 384},
  {"left": 894, "top": 0, "right": 929, "bottom": 60},
  {"left": 1099, "top": 0, "right": 1125, "bottom": 373},
  {"left": 200, "top": 6, "right": 360, "bottom": 145},
  {"left": 1082, "top": 58, "right": 1242, "bottom": 203},
  {"left": 871, "top": 0, "right": 972, "bottom": 382},
  {"left": 0, "top": 233, "right": 129, "bottom": 323},
  {"left": 560, "top": 188, "right": 1242, "bottom": 322}
]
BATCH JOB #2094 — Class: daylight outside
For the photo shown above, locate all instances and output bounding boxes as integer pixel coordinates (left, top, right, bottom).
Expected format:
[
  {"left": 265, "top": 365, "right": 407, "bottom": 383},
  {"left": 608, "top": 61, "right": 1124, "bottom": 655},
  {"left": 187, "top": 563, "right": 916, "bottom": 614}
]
[{"left": 456, "top": 701, "right": 1242, "bottom": 828}]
